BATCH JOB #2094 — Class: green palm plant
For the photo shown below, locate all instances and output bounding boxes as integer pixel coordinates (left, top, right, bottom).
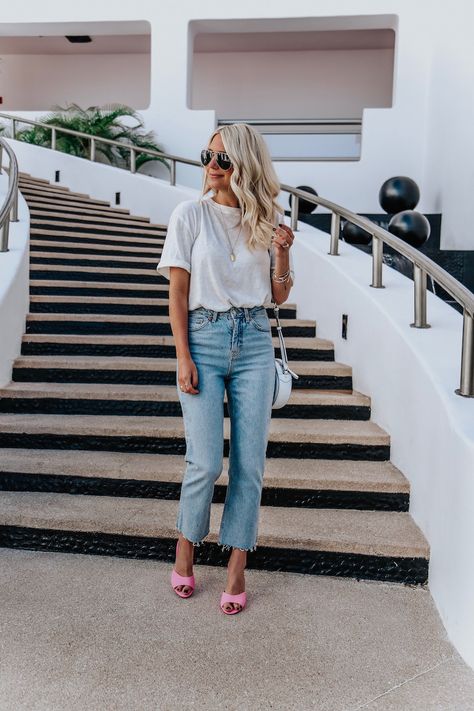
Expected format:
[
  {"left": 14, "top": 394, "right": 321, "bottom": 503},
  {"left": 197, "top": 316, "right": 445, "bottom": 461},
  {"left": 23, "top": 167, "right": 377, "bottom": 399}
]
[{"left": 1, "top": 103, "right": 169, "bottom": 172}]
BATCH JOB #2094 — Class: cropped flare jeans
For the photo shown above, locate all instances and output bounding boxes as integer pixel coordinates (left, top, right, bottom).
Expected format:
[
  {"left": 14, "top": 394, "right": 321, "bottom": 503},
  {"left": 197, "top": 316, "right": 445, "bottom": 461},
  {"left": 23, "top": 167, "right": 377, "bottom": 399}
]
[{"left": 176, "top": 305, "right": 275, "bottom": 552}]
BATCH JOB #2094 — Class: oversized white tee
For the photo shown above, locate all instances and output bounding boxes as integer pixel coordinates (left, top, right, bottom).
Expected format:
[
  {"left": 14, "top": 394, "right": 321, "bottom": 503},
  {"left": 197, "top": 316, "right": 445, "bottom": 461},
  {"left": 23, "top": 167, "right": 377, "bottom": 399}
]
[{"left": 156, "top": 195, "right": 295, "bottom": 311}]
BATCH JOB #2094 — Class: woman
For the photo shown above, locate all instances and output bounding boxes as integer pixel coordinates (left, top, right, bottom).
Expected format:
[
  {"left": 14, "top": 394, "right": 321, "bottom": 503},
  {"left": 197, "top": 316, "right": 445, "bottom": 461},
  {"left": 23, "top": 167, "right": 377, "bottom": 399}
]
[{"left": 156, "top": 123, "right": 295, "bottom": 614}]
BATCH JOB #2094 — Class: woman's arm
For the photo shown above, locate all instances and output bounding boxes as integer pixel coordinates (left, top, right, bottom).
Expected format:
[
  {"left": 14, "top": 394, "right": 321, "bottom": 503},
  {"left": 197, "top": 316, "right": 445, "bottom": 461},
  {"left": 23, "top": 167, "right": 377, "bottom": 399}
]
[
  {"left": 271, "top": 224, "right": 295, "bottom": 305},
  {"left": 169, "top": 267, "right": 199, "bottom": 394},
  {"left": 169, "top": 267, "right": 191, "bottom": 359}
]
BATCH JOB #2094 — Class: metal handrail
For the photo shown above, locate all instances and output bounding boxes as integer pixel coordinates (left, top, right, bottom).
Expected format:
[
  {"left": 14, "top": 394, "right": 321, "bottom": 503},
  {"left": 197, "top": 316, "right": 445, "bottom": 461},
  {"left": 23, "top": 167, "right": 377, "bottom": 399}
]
[
  {"left": 0, "top": 138, "right": 19, "bottom": 252},
  {"left": 0, "top": 111, "right": 472, "bottom": 396}
]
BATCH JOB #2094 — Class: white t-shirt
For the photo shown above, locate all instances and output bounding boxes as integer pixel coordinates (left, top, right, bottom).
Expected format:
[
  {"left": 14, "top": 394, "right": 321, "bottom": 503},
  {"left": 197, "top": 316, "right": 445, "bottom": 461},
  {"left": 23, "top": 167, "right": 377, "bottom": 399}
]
[{"left": 156, "top": 195, "right": 295, "bottom": 311}]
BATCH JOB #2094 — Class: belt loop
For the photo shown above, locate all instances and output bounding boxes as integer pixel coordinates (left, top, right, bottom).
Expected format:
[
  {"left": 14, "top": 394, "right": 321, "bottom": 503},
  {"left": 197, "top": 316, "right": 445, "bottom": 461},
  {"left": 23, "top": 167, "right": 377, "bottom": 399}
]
[
  {"left": 244, "top": 307, "right": 250, "bottom": 323},
  {"left": 212, "top": 310, "right": 218, "bottom": 322}
]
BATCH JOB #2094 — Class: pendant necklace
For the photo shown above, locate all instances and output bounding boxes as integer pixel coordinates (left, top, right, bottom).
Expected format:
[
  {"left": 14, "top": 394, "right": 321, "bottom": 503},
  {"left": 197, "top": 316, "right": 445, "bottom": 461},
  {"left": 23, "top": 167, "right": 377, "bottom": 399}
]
[{"left": 214, "top": 200, "right": 243, "bottom": 261}]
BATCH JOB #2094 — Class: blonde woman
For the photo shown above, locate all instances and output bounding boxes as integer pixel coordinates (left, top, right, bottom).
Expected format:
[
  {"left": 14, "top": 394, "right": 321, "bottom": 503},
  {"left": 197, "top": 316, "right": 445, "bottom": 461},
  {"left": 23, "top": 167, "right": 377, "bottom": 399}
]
[{"left": 156, "top": 123, "right": 295, "bottom": 614}]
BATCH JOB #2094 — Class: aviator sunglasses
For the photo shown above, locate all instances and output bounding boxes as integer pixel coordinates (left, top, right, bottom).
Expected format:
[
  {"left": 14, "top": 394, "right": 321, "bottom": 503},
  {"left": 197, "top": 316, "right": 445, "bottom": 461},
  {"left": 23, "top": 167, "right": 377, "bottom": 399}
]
[{"left": 200, "top": 148, "right": 233, "bottom": 171}]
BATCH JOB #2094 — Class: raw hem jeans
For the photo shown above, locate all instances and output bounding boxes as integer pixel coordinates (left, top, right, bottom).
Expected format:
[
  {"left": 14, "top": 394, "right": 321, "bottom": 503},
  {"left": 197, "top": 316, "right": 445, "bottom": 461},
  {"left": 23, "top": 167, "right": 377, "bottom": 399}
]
[{"left": 176, "top": 305, "right": 275, "bottom": 553}]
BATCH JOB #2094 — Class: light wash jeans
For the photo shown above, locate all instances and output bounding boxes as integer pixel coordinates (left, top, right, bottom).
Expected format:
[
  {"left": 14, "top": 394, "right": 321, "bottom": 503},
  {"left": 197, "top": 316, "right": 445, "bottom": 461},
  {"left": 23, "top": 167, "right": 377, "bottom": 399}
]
[{"left": 176, "top": 305, "right": 275, "bottom": 552}]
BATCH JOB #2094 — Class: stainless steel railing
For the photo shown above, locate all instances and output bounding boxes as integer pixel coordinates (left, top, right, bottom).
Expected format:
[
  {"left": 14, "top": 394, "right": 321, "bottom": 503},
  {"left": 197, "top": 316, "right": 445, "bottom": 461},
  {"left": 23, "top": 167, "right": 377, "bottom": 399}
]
[
  {"left": 0, "top": 138, "right": 19, "bottom": 252},
  {"left": 0, "top": 111, "right": 472, "bottom": 396}
]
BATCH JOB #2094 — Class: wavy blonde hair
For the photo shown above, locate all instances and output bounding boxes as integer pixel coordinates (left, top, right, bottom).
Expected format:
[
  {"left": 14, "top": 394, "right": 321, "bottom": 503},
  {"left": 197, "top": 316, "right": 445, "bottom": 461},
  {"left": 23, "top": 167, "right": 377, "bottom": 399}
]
[{"left": 201, "top": 123, "right": 284, "bottom": 250}]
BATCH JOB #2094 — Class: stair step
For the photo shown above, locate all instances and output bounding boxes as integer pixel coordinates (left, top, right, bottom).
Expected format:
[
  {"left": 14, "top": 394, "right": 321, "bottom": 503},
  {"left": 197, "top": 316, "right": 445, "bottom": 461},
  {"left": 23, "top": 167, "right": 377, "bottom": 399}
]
[
  {"left": 0, "top": 449, "right": 407, "bottom": 492},
  {"left": 19, "top": 179, "right": 71, "bottom": 193},
  {"left": 30, "top": 267, "right": 165, "bottom": 284},
  {"left": 0, "top": 450, "right": 407, "bottom": 510},
  {"left": 30, "top": 211, "right": 154, "bottom": 227},
  {"left": 12, "top": 355, "right": 351, "bottom": 389},
  {"left": 19, "top": 172, "right": 50, "bottom": 184},
  {"left": 27, "top": 201, "right": 135, "bottom": 218},
  {"left": 31, "top": 222, "right": 166, "bottom": 238},
  {"left": 30, "top": 241, "right": 163, "bottom": 259},
  {"left": 30, "top": 249, "right": 159, "bottom": 262},
  {"left": 29, "top": 206, "right": 154, "bottom": 223},
  {"left": 0, "top": 413, "right": 390, "bottom": 459},
  {"left": 30, "top": 280, "right": 170, "bottom": 295},
  {"left": 0, "top": 382, "right": 368, "bottom": 419},
  {"left": 30, "top": 232, "right": 165, "bottom": 249},
  {"left": 20, "top": 333, "right": 334, "bottom": 360},
  {"left": 24, "top": 313, "right": 316, "bottom": 338},
  {"left": 0, "top": 492, "right": 429, "bottom": 583},
  {"left": 20, "top": 186, "right": 111, "bottom": 205}
]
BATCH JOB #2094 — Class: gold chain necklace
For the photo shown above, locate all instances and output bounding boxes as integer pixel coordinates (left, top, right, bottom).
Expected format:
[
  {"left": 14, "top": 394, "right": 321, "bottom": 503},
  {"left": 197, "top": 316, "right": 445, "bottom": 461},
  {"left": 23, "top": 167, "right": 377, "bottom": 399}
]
[{"left": 213, "top": 200, "right": 243, "bottom": 262}]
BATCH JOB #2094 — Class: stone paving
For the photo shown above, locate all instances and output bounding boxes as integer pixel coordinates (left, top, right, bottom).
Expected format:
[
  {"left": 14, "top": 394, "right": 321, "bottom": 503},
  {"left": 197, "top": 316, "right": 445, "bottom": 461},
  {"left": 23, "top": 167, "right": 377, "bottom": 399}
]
[{"left": 1, "top": 548, "right": 473, "bottom": 710}]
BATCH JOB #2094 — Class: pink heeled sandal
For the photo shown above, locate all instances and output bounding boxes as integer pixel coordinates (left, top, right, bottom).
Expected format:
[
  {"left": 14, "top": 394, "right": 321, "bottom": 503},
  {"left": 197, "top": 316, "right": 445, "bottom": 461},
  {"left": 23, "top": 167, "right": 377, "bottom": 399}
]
[
  {"left": 171, "top": 539, "right": 195, "bottom": 598},
  {"left": 220, "top": 590, "right": 247, "bottom": 615}
]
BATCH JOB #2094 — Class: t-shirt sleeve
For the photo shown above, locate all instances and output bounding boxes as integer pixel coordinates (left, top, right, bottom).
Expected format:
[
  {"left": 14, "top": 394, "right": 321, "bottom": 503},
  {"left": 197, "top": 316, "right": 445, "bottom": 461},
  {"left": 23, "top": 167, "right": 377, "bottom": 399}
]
[
  {"left": 270, "top": 210, "right": 295, "bottom": 284},
  {"left": 156, "top": 202, "right": 197, "bottom": 281}
]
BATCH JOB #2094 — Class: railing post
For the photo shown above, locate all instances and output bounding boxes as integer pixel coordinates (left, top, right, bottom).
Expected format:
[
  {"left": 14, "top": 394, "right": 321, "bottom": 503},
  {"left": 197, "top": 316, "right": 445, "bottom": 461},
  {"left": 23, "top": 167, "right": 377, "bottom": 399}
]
[
  {"left": 10, "top": 188, "right": 18, "bottom": 223},
  {"left": 455, "top": 309, "right": 474, "bottom": 397},
  {"left": 411, "top": 265, "right": 430, "bottom": 328},
  {"left": 290, "top": 194, "right": 299, "bottom": 231},
  {"left": 90, "top": 138, "right": 96, "bottom": 162},
  {"left": 0, "top": 219, "right": 9, "bottom": 252},
  {"left": 170, "top": 159, "right": 176, "bottom": 185},
  {"left": 51, "top": 127, "right": 56, "bottom": 151},
  {"left": 370, "top": 236, "right": 384, "bottom": 288},
  {"left": 329, "top": 212, "right": 340, "bottom": 255},
  {"left": 130, "top": 148, "right": 136, "bottom": 174},
  {"left": 11, "top": 119, "right": 16, "bottom": 140}
]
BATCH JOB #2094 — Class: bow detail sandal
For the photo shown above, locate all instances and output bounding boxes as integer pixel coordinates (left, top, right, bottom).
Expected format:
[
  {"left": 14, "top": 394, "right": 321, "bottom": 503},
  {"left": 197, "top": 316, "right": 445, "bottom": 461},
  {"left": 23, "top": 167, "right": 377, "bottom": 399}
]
[
  {"left": 171, "top": 539, "right": 195, "bottom": 598},
  {"left": 220, "top": 590, "right": 247, "bottom": 615}
]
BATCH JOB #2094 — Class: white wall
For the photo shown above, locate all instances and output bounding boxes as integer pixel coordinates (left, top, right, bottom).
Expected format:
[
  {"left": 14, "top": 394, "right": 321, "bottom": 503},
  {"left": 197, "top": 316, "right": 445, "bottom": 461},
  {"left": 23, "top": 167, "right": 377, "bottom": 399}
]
[
  {"left": 192, "top": 48, "right": 394, "bottom": 119},
  {"left": 290, "top": 226, "right": 474, "bottom": 672},
  {"left": 423, "top": 0, "right": 474, "bottom": 250},
  {"left": 1, "top": 1, "right": 472, "bottom": 250},
  {"left": 0, "top": 53, "right": 150, "bottom": 111},
  {"left": 0, "top": 173, "right": 29, "bottom": 387}
]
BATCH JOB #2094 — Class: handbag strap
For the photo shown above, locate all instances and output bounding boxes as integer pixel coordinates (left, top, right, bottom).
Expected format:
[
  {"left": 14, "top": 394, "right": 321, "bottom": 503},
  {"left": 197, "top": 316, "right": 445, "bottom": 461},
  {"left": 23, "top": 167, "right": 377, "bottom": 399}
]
[{"left": 272, "top": 301, "right": 299, "bottom": 380}]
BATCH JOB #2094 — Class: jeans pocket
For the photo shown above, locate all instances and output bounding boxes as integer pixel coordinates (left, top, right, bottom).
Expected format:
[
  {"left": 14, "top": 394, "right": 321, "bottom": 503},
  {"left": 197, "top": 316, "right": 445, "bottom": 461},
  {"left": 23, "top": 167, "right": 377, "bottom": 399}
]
[
  {"left": 188, "top": 315, "right": 211, "bottom": 332},
  {"left": 249, "top": 310, "right": 271, "bottom": 332}
]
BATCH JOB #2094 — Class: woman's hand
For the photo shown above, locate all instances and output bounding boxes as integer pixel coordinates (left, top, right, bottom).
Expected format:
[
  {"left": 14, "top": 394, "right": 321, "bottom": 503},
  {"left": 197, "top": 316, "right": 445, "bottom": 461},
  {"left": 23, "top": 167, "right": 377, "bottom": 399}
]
[
  {"left": 177, "top": 355, "right": 199, "bottom": 395},
  {"left": 271, "top": 223, "right": 295, "bottom": 254}
]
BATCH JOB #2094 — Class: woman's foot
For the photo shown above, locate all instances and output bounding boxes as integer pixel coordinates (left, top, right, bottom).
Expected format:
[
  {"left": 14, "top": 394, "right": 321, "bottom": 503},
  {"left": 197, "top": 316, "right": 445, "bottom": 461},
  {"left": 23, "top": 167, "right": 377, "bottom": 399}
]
[
  {"left": 174, "top": 534, "right": 194, "bottom": 595},
  {"left": 223, "top": 549, "right": 247, "bottom": 612}
]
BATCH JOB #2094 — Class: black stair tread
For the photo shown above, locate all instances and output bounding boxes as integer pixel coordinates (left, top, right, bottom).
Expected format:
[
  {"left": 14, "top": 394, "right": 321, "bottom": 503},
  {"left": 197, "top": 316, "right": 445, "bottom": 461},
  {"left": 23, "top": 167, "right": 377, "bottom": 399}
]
[
  {"left": 20, "top": 186, "right": 111, "bottom": 204},
  {"left": 29, "top": 207, "right": 154, "bottom": 223},
  {"left": 31, "top": 225, "right": 166, "bottom": 238},
  {"left": 0, "top": 491, "right": 428, "bottom": 558},
  {"left": 30, "top": 239, "right": 164, "bottom": 254},
  {"left": 30, "top": 251, "right": 159, "bottom": 264},
  {"left": 0, "top": 413, "right": 389, "bottom": 444},
  {"left": 29, "top": 281, "right": 171, "bottom": 294},
  {"left": 27, "top": 201, "right": 134, "bottom": 217},
  {"left": 21, "top": 333, "right": 333, "bottom": 351},
  {"left": 0, "top": 381, "right": 368, "bottom": 407},
  {"left": 0, "top": 449, "right": 408, "bottom": 492},
  {"left": 25, "top": 313, "right": 315, "bottom": 328},
  {"left": 12, "top": 355, "right": 349, "bottom": 375}
]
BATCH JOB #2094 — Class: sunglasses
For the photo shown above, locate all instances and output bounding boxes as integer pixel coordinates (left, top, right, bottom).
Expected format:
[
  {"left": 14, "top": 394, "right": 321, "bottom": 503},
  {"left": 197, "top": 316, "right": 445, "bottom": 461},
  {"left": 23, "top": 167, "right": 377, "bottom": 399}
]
[{"left": 200, "top": 148, "right": 233, "bottom": 171}]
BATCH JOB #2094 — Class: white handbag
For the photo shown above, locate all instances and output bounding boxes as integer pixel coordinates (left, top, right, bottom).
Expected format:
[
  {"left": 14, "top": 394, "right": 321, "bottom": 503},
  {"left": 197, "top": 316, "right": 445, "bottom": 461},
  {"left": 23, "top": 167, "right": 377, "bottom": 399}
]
[{"left": 271, "top": 302, "right": 299, "bottom": 409}]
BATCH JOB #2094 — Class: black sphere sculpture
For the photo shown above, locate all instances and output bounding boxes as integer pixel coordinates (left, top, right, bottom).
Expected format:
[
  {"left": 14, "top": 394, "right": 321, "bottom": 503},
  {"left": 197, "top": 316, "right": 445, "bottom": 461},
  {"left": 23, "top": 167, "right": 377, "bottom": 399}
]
[
  {"left": 342, "top": 220, "right": 372, "bottom": 245},
  {"left": 379, "top": 176, "right": 420, "bottom": 214},
  {"left": 388, "top": 210, "right": 431, "bottom": 248},
  {"left": 289, "top": 185, "right": 318, "bottom": 214}
]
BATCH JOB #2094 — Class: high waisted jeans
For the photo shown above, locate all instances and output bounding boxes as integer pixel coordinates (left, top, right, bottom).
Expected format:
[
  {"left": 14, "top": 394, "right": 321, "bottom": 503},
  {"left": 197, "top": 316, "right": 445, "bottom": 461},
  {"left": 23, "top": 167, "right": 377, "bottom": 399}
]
[{"left": 176, "top": 304, "right": 275, "bottom": 552}]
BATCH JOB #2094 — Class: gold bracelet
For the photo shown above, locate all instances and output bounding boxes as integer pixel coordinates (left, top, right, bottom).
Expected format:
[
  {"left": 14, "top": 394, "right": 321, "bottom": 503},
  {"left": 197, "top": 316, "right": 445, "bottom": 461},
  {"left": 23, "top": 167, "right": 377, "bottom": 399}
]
[{"left": 271, "top": 268, "right": 291, "bottom": 283}]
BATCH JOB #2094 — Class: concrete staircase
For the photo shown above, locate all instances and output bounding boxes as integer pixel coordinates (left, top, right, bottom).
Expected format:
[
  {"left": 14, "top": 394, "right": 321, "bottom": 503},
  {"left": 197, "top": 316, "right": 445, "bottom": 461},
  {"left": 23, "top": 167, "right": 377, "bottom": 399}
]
[{"left": 0, "top": 172, "right": 430, "bottom": 584}]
